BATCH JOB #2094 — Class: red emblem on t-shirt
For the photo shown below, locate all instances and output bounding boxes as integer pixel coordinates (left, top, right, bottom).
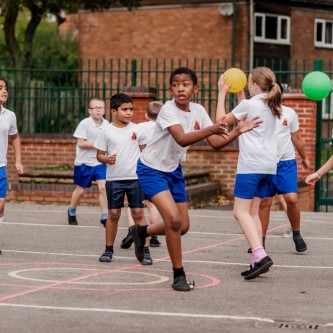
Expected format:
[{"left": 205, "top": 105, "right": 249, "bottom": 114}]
[
  {"left": 282, "top": 119, "right": 288, "bottom": 126},
  {"left": 194, "top": 120, "right": 201, "bottom": 130},
  {"left": 130, "top": 131, "right": 137, "bottom": 140}
]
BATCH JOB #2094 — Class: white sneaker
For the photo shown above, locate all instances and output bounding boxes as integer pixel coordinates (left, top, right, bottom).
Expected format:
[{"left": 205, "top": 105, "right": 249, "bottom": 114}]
[{"left": 283, "top": 227, "right": 292, "bottom": 238}]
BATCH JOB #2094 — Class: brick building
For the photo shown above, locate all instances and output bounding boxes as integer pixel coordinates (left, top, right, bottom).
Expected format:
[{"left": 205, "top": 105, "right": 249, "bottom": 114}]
[{"left": 61, "top": 0, "right": 333, "bottom": 78}]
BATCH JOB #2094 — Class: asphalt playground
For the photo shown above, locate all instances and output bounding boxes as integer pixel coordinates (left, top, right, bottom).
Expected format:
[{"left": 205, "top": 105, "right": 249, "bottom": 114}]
[{"left": 0, "top": 202, "right": 332, "bottom": 333}]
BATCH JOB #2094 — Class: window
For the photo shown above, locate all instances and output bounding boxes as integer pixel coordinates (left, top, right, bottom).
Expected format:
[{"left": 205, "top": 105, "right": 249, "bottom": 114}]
[
  {"left": 254, "top": 13, "right": 290, "bottom": 44},
  {"left": 315, "top": 19, "right": 333, "bottom": 48}
]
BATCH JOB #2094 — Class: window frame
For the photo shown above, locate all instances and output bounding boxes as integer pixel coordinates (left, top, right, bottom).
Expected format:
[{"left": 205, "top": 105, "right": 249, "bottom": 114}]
[
  {"left": 254, "top": 13, "right": 291, "bottom": 45},
  {"left": 315, "top": 19, "right": 333, "bottom": 49},
  {"left": 322, "top": 87, "right": 333, "bottom": 120}
]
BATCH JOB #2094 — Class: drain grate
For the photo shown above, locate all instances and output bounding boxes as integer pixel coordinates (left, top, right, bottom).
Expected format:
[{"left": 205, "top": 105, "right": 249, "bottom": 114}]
[{"left": 278, "top": 323, "right": 320, "bottom": 330}]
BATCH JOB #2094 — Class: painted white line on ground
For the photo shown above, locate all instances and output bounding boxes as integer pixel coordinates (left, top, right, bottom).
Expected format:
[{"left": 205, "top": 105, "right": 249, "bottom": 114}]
[
  {"left": 8, "top": 268, "right": 169, "bottom": 285},
  {"left": 2, "top": 249, "right": 333, "bottom": 270},
  {"left": 0, "top": 302, "right": 275, "bottom": 323},
  {"left": 1, "top": 249, "right": 134, "bottom": 259},
  {"left": 3, "top": 222, "right": 333, "bottom": 240},
  {"left": 2, "top": 222, "right": 128, "bottom": 230},
  {"left": 181, "top": 260, "right": 333, "bottom": 270},
  {"left": 189, "top": 231, "right": 333, "bottom": 240}
]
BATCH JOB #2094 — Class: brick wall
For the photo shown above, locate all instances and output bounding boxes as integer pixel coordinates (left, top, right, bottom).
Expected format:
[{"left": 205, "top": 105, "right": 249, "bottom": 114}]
[
  {"left": 61, "top": 4, "right": 333, "bottom": 76},
  {"left": 291, "top": 8, "right": 333, "bottom": 71},
  {"left": 61, "top": 4, "right": 249, "bottom": 66},
  {"left": 6, "top": 93, "right": 316, "bottom": 210}
]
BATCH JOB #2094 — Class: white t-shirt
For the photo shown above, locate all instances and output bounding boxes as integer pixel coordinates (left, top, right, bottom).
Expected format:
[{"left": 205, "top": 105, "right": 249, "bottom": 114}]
[
  {"left": 140, "top": 99, "right": 213, "bottom": 172},
  {"left": 0, "top": 106, "right": 18, "bottom": 167},
  {"left": 232, "top": 93, "right": 277, "bottom": 174},
  {"left": 137, "top": 121, "right": 156, "bottom": 142},
  {"left": 94, "top": 122, "right": 148, "bottom": 181},
  {"left": 276, "top": 105, "right": 299, "bottom": 162},
  {"left": 73, "top": 116, "right": 109, "bottom": 167}
]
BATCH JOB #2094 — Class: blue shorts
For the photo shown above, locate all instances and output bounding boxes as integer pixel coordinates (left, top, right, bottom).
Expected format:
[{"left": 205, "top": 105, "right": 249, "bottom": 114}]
[
  {"left": 137, "top": 159, "right": 187, "bottom": 203},
  {"left": 234, "top": 173, "right": 275, "bottom": 199},
  {"left": 0, "top": 166, "right": 7, "bottom": 198},
  {"left": 73, "top": 164, "right": 106, "bottom": 188},
  {"left": 106, "top": 179, "right": 144, "bottom": 209},
  {"left": 265, "top": 159, "right": 298, "bottom": 197}
]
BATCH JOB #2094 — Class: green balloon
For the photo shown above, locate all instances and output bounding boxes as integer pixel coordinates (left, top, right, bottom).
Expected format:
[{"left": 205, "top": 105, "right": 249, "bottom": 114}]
[{"left": 302, "top": 71, "right": 332, "bottom": 101}]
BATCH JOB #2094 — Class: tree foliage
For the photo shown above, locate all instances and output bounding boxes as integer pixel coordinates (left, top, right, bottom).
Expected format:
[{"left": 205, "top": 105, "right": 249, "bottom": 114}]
[{"left": 0, "top": 0, "right": 141, "bottom": 67}]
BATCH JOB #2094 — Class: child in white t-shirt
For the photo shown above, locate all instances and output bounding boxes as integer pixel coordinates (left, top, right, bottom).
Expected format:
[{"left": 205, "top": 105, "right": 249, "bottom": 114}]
[
  {"left": 0, "top": 77, "right": 24, "bottom": 254},
  {"left": 67, "top": 98, "right": 109, "bottom": 226},
  {"left": 94, "top": 93, "right": 152, "bottom": 265},
  {"left": 130, "top": 67, "right": 260, "bottom": 291},
  {"left": 259, "top": 82, "right": 309, "bottom": 253},
  {"left": 217, "top": 66, "right": 282, "bottom": 280},
  {"left": 120, "top": 101, "right": 163, "bottom": 249}
]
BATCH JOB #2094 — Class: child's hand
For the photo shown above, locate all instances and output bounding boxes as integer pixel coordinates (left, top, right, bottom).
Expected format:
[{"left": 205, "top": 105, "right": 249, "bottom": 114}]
[
  {"left": 305, "top": 173, "right": 320, "bottom": 186},
  {"left": 218, "top": 74, "right": 231, "bottom": 95},
  {"left": 238, "top": 115, "right": 262, "bottom": 134},
  {"left": 212, "top": 121, "right": 229, "bottom": 139},
  {"left": 302, "top": 158, "right": 310, "bottom": 170},
  {"left": 106, "top": 154, "right": 117, "bottom": 165},
  {"left": 15, "top": 162, "right": 24, "bottom": 175}
]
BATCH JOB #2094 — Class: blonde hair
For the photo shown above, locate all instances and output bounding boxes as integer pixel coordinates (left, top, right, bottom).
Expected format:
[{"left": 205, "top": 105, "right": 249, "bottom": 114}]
[
  {"left": 89, "top": 97, "right": 105, "bottom": 108},
  {"left": 250, "top": 67, "right": 282, "bottom": 118},
  {"left": 147, "top": 101, "right": 163, "bottom": 120}
]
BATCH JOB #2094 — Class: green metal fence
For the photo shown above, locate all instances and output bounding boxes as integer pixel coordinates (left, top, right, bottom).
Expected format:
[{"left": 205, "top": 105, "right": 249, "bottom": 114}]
[
  {"left": 1, "top": 57, "right": 333, "bottom": 211},
  {"left": 2, "top": 57, "right": 333, "bottom": 134},
  {"left": 313, "top": 60, "right": 333, "bottom": 212}
]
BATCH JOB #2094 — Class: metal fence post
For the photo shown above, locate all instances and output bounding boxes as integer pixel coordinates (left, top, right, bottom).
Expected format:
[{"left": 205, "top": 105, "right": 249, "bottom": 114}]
[{"left": 131, "top": 59, "right": 137, "bottom": 87}]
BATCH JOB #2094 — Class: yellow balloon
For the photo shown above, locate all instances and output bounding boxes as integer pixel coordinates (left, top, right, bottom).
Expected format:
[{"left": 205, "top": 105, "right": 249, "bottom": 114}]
[{"left": 222, "top": 68, "right": 247, "bottom": 93}]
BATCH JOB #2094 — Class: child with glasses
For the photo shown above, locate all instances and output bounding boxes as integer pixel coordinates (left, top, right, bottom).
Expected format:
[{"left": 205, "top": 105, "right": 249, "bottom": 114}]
[{"left": 67, "top": 98, "right": 109, "bottom": 226}]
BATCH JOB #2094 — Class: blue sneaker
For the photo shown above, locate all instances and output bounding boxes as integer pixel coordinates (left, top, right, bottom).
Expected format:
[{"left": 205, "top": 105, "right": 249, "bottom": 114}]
[
  {"left": 99, "top": 251, "right": 112, "bottom": 262},
  {"left": 141, "top": 248, "right": 153, "bottom": 265}
]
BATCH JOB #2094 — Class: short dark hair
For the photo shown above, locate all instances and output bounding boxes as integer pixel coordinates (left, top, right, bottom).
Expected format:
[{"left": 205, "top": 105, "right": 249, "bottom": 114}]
[
  {"left": 169, "top": 67, "right": 198, "bottom": 86},
  {"left": 110, "top": 93, "right": 133, "bottom": 110}
]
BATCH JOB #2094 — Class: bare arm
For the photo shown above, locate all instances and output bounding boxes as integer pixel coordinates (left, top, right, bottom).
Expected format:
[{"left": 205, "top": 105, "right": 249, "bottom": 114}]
[
  {"left": 167, "top": 121, "right": 229, "bottom": 147},
  {"left": 305, "top": 155, "right": 333, "bottom": 186},
  {"left": 291, "top": 131, "right": 310, "bottom": 169},
  {"left": 77, "top": 138, "right": 94, "bottom": 149},
  {"left": 97, "top": 149, "right": 117, "bottom": 165},
  {"left": 139, "top": 144, "right": 146, "bottom": 152},
  {"left": 216, "top": 75, "right": 230, "bottom": 122},
  {"left": 9, "top": 133, "right": 24, "bottom": 174},
  {"left": 216, "top": 75, "right": 241, "bottom": 126},
  {"left": 207, "top": 116, "right": 262, "bottom": 150}
]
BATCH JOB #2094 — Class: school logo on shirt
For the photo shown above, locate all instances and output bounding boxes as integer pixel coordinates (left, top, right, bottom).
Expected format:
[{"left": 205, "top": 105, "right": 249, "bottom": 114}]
[
  {"left": 193, "top": 120, "right": 201, "bottom": 130},
  {"left": 282, "top": 118, "right": 288, "bottom": 127},
  {"left": 130, "top": 131, "right": 137, "bottom": 140}
]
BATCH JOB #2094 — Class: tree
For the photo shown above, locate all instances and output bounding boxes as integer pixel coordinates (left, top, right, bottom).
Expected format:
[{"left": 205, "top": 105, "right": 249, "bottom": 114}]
[{"left": 0, "top": 0, "right": 141, "bottom": 67}]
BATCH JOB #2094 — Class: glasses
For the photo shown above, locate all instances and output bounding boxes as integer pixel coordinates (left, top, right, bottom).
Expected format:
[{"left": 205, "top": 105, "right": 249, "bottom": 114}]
[{"left": 89, "top": 106, "right": 105, "bottom": 110}]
